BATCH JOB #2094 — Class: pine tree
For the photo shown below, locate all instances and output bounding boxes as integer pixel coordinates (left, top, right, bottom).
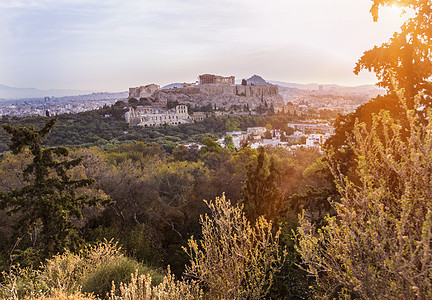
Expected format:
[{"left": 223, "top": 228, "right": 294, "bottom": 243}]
[{"left": 0, "top": 119, "right": 109, "bottom": 259}]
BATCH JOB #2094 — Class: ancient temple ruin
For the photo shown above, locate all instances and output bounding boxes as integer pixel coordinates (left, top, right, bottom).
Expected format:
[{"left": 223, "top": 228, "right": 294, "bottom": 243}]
[{"left": 199, "top": 74, "right": 235, "bottom": 85}]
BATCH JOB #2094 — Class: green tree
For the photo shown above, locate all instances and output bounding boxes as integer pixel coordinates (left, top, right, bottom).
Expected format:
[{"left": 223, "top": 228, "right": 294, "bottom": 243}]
[
  {"left": 199, "top": 137, "right": 221, "bottom": 154},
  {"left": 128, "top": 98, "right": 139, "bottom": 106},
  {"left": 241, "top": 147, "right": 284, "bottom": 221},
  {"left": 172, "top": 144, "right": 199, "bottom": 162},
  {"left": 0, "top": 119, "right": 109, "bottom": 259},
  {"left": 265, "top": 123, "right": 272, "bottom": 130},
  {"left": 223, "top": 135, "right": 235, "bottom": 149},
  {"left": 284, "top": 125, "right": 295, "bottom": 136},
  {"left": 225, "top": 118, "right": 240, "bottom": 132}
]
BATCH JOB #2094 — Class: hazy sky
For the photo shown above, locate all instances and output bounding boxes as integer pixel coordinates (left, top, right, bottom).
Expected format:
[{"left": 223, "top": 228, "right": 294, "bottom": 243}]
[{"left": 0, "top": 0, "right": 406, "bottom": 92}]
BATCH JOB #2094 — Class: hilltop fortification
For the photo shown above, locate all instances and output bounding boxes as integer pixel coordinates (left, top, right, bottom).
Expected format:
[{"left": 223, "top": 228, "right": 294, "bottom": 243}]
[
  {"left": 153, "top": 84, "right": 282, "bottom": 110},
  {"left": 128, "top": 74, "right": 284, "bottom": 111}
]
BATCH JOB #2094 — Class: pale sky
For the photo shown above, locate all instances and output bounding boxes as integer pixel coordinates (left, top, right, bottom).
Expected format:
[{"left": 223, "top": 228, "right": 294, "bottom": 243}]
[{"left": 0, "top": 0, "right": 406, "bottom": 92}]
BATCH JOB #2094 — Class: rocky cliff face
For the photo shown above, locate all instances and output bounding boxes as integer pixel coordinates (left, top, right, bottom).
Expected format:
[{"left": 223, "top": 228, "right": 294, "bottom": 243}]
[{"left": 150, "top": 85, "right": 283, "bottom": 110}]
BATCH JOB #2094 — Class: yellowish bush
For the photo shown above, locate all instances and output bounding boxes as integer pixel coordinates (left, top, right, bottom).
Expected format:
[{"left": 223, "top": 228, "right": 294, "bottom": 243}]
[
  {"left": 109, "top": 266, "right": 202, "bottom": 300},
  {"left": 184, "top": 194, "right": 286, "bottom": 299},
  {"left": 24, "top": 288, "right": 97, "bottom": 300},
  {"left": 297, "top": 94, "right": 432, "bottom": 298},
  {"left": 2, "top": 240, "right": 163, "bottom": 300},
  {"left": 39, "top": 240, "right": 122, "bottom": 294}
]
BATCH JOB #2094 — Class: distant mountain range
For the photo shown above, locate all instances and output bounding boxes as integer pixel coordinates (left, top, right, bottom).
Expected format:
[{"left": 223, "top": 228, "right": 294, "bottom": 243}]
[
  {"left": 0, "top": 84, "right": 93, "bottom": 99},
  {"left": 269, "top": 80, "right": 385, "bottom": 95},
  {"left": 162, "top": 75, "right": 384, "bottom": 96},
  {"left": 2, "top": 75, "right": 385, "bottom": 100},
  {"left": 161, "top": 75, "right": 275, "bottom": 89},
  {"left": 245, "top": 75, "right": 385, "bottom": 95}
]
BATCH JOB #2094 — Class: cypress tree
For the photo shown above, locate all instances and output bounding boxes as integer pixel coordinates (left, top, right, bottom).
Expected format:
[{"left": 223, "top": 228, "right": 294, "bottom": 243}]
[{"left": 241, "top": 147, "right": 284, "bottom": 221}]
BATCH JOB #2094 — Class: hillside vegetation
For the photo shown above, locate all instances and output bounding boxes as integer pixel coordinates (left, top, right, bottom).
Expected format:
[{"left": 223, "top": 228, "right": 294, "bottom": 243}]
[{"left": 1, "top": 0, "right": 432, "bottom": 298}]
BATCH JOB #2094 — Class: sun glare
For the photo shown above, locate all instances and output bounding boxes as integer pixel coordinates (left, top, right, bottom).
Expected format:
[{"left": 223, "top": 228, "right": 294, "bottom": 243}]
[
  {"left": 391, "top": 3, "right": 402, "bottom": 14},
  {"left": 379, "top": 3, "right": 407, "bottom": 21}
]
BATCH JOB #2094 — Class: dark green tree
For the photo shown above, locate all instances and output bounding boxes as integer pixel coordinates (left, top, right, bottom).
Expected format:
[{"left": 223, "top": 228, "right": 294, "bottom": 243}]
[
  {"left": 0, "top": 119, "right": 109, "bottom": 260},
  {"left": 114, "top": 100, "right": 125, "bottom": 107},
  {"left": 172, "top": 144, "right": 199, "bottom": 162},
  {"left": 199, "top": 137, "right": 221, "bottom": 154},
  {"left": 241, "top": 147, "right": 284, "bottom": 221},
  {"left": 128, "top": 98, "right": 139, "bottom": 105},
  {"left": 225, "top": 118, "right": 241, "bottom": 132},
  {"left": 223, "top": 135, "right": 235, "bottom": 150}
]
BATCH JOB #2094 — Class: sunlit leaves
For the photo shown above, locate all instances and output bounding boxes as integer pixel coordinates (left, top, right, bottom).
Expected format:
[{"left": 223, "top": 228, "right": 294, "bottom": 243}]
[
  {"left": 297, "top": 95, "right": 432, "bottom": 298},
  {"left": 184, "top": 195, "right": 286, "bottom": 299},
  {"left": 357, "top": 0, "right": 432, "bottom": 108}
]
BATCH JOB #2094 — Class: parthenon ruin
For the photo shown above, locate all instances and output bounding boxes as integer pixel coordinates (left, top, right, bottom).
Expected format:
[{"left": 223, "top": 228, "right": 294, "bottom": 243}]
[{"left": 199, "top": 74, "right": 235, "bottom": 85}]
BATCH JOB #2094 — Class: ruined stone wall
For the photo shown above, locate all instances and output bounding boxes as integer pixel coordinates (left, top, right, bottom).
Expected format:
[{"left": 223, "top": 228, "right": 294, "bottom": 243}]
[
  {"left": 129, "top": 84, "right": 160, "bottom": 98},
  {"left": 164, "top": 87, "right": 202, "bottom": 95},
  {"left": 234, "top": 85, "right": 279, "bottom": 97},
  {"left": 129, "top": 87, "right": 140, "bottom": 98},
  {"left": 198, "top": 85, "right": 236, "bottom": 95},
  {"left": 162, "top": 85, "right": 279, "bottom": 97},
  {"left": 152, "top": 85, "right": 283, "bottom": 111}
]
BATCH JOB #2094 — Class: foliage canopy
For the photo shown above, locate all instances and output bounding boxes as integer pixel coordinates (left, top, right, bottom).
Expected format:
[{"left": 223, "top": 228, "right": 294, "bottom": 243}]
[{"left": 0, "top": 119, "right": 109, "bottom": 259}]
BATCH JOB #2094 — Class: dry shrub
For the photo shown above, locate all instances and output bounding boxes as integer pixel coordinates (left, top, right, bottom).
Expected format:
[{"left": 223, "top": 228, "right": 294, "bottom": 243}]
[
  {"left": 297, "top": 93, "right": 432, "bottom": 298},
  {"left": 184, "top": 194, "right": 286, "bottom": 299},
  {"left": 2, "top": 240, "right": 162, "bottom": 300},
  {"left": 39, "top": 240, "right": 122, "bottom": 294},
  {"left": 81, "top": 256, "right": 162, "bottom": 298},
  {"left": 24, "top": 288, "right": 97, "bottom": 300},
  {"left": 109, "top": 266, "right": 202, "bottom": 300},
  {"left": 109, "top": 194, "right": 285, "bottom": 300}
]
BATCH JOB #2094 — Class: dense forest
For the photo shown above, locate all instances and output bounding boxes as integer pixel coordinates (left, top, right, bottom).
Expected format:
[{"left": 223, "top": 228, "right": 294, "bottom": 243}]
[
  {"left": 1, "top": 0, "right": 432, "bottom": 299},
  {"left": 0, "top": 102, "right": 306, "bottom": 154},
  {"left": 0, "top": 120, "right": 323, "bottom": 299}
]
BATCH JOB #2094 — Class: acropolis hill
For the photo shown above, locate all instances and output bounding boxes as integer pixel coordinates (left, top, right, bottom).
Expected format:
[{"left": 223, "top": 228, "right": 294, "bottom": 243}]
[{"left": 128, "top": 74, "right": 284, "bottom": 112}]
